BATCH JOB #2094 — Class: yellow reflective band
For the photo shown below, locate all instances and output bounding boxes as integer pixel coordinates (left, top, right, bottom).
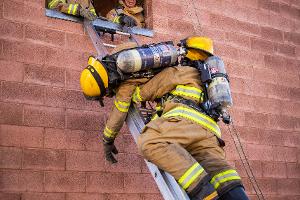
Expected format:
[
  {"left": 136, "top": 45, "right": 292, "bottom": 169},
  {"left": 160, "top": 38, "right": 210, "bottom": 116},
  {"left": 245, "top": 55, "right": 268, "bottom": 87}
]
[
  {"left": 210, "top": 170, "right": 241, "bottom": 189},
  {"left": 73, "top": 4, "right": 79, "bottom": 15},
  {"left": 212, "top": 176, "right": 241, "bottom": 189},
  {"left": 178, "top": 163, "right": 205, "bottom": 190},
  {"left": 170, "top": 85, "right": 204, "bottom": 102},
  {"left": 163, "top": 107, "right": 221, "bottom": 138},
  {"left": 67, "top": 4, "right": 73, "bottom": 14},
  {"left": 113, "top": 16, "right": 121, "bottom": 23},
  {"left": 155, "top": 105, "right": 162, "bottom": 111},
  {"left": 103, "top": 126, "right": 117, "bottom": 139},
  {"left": 90, "top": 8, "right": 96, "bottom": 16},
  {"left": 204, "top": 191, "right": 218, "bottom": 200},
  {"left": 114, "top": 99, "right": 130, "bottom": 113},
  {"left": 49, "top": 0, "right": 65, "bottom": 9},
  {"left": 132, "top": 86, "right": 143, "bottom": 103},
  {"left": 151, "top": 114, "right": 159, "bottom": 120}
]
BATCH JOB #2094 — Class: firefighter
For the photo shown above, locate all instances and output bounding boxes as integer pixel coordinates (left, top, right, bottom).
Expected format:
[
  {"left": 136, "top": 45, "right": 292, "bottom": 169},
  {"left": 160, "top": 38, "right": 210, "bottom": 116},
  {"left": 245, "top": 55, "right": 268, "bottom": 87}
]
[
  {"left": 47, "top": 0, "right": 97, "bottom": 21},
  {"left": 106, "top": 0, "right": 145, "bottom": 27},
  {"left": 80, "top": 42, "right": 149, "bottom": 163},
  {"left": 132, "top": 37, "right": 249, "bottom": 200}
]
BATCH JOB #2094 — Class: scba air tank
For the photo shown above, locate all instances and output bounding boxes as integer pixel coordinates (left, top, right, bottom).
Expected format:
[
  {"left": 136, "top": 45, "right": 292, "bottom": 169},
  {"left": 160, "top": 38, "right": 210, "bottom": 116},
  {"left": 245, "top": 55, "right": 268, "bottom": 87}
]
[
  {"left": 115, "top": 42, "right": 178, "bottom": 73},
  {"left": 205, "top": 56, "right": 233, "bottom": 110}
]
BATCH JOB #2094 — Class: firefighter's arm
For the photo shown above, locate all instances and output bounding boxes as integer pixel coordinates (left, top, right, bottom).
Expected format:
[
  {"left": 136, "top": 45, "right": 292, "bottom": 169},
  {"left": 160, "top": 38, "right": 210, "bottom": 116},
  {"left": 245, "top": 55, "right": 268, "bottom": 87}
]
[
  {"left": 132, "top": 67, "right": 180, "bottom": 103},
  {"left": 102, "top": 81, "right": 138, "bottom": 163},
  {"left": 48, "top": 0, "right": 96, "bottom": 20}
]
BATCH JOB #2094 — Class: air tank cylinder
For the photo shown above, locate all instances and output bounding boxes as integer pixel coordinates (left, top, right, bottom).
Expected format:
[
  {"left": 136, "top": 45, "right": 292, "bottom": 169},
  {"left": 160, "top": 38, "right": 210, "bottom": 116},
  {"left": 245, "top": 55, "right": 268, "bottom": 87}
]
[
  {"left": 205, "top": 56, "right": 233, "bottom": 110},
  {"left": 115, "top": 42, "right": 178, "bottom": 73}
]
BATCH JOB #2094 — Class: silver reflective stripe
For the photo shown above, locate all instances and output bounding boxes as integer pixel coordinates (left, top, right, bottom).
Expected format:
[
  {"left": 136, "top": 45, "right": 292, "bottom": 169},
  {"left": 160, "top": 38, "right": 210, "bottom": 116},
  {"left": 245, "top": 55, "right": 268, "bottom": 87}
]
[
  {"left": 68, "top": 4, "right": 74, "bottom": 14},
  {"left": 175, "top": 87, "right": 202, "bottom": 97},
  {"left": 163, "top": 107, "right": 221, "bottom": 138},
  {"left": 179, "top": 164, "right": 204, "bottom": 190},
  {"left": 210, "top": 170, "right": 241, "bottom": 189}
]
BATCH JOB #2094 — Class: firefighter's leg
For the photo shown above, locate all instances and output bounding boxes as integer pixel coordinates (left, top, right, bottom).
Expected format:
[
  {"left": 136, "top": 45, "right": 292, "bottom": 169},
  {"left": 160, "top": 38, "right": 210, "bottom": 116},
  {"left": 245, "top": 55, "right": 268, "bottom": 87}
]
[
  {"left": 219, "top": 186, "right": 249, "bottom": 200},
  {"left": 188, "top": 130, "right": 248, "bottom": 199},
  {"left": 137, "top": 118, "right": 216, "bottom": 199}
]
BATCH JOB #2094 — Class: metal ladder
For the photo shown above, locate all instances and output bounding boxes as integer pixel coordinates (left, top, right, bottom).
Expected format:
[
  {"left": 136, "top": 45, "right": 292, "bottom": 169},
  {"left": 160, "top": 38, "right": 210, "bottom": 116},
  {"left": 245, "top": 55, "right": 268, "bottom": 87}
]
[
  {"left": 45, "top": 9, "right": 189, "bottom": 199},
  {"left": 82, "top": 19, "right": 190, "bottom": 200}
]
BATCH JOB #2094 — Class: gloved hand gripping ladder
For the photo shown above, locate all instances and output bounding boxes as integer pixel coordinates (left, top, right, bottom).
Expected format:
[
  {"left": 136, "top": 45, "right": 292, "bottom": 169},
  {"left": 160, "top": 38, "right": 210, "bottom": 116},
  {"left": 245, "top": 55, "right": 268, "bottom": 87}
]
[{"left": 83, "top": 18, "right": 190, "bottom": 200}]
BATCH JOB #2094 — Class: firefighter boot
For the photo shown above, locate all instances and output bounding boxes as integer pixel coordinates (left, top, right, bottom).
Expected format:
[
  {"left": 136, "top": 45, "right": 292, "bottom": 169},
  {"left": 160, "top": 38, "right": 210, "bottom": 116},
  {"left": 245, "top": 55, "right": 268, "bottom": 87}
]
[
  {"left": 219, "top": 186, "right": 249, "bottom": 200},
  {"left": 188, "top": 175, "right": 218, "bottom": 200}
]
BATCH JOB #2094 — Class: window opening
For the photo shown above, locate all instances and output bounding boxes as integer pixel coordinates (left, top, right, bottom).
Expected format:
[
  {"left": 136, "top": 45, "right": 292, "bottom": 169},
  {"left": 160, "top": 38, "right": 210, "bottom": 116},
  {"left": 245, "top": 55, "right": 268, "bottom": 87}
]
[{"left": 45, "top": 0, "right": 153, "bottom": 30}]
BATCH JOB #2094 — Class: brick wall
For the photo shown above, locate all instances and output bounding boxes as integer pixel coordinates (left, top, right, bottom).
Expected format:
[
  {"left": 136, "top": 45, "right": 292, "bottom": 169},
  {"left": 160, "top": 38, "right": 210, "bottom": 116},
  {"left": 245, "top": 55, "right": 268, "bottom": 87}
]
[{"left": 0, "top": 0, "right": 299, "bottom": 199}]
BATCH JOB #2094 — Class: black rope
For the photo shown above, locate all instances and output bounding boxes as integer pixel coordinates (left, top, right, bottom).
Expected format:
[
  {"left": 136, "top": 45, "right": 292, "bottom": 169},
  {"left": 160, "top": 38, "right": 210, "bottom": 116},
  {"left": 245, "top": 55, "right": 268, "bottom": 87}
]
[{"left": 227, "top": 121, "right": 266, "bottom": 200}]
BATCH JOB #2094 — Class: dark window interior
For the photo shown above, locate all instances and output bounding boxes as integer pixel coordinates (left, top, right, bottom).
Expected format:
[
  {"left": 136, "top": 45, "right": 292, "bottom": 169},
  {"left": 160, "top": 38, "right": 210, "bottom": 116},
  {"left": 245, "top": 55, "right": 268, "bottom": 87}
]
[{"left": 45, "top": 0, "right": 151, "bottom": 28}]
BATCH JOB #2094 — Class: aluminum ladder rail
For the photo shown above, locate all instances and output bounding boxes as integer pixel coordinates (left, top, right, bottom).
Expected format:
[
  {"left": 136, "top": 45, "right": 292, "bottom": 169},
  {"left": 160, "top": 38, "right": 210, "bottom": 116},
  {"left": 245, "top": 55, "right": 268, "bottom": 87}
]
[{"left": 82, "top": 19, "right": 189, "bottom": 200}]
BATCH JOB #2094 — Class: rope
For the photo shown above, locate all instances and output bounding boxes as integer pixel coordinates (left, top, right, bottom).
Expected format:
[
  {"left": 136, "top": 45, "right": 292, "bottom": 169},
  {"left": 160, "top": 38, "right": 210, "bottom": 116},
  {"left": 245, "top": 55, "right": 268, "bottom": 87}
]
[
  {"left": 227, "top": 120, "right": 266, "bottom": 200},
  {"left": 190, "top": 0, "right": 202, "bottom": 28}
]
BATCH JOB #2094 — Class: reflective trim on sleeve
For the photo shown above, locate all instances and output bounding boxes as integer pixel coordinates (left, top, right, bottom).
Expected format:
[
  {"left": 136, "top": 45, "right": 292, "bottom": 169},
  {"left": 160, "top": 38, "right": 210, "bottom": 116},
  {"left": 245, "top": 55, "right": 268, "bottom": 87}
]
[
  {"left": 113, "top": 16, "right": 121, "bottom": 23},
  {"left": 162, "top": 106, "right": 221, "bottom": 138},
  {"left": 73, "top": 4, "right": 79, "bottom": 15},
  {"left": 170, "top": 85, "right": 204, "bottom": 103},
  {"left": 210, "top": 169, "right": 241, "bottom": 190},
  {"left": 178, "top": 162, "right": 205, "bottom": 190},
  {"left": 67, "top": 4, "right": 78, "bottom": 15},
  {"left": 114, "top": 99, "right": 130, "bottom": 113},
  {"left": 151, "top": 113, "right": 159, "bottom": 120},
  {"left": 90, "top": 8, "right": 97, "bottom": 16},
  {"left": 103, "top": 126, "right": 118, "bottom": 139},
  {"left": 48, "top": 0, "right": 66, "bottom": 9}
]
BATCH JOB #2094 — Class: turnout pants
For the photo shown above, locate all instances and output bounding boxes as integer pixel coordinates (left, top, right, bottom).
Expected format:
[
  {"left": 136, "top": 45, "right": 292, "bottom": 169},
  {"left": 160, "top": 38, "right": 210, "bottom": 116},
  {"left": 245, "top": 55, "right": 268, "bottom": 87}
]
[{"left": 138, "top": 116, "right": 242, "bottom": 195}]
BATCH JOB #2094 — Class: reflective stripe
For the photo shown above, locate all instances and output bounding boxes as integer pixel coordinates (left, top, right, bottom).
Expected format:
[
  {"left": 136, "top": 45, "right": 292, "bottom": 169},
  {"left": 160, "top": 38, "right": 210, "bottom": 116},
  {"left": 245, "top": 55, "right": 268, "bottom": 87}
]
[
  {"left": 163, "top": 106, "right": 221, "bottom": 138},
  {"left": 114, "top": 99, "right": 130, "bottom": 113},
  {"left": 103, "top": 126, "right": 117, "bottom": 139},
  {"left": 170, "top": 85, "right": 204, "bottom": 102},
  {"left": 151, "top": 113, "right": 159, "bottom": 120},
  {"left": 204, "top": 191, "right": 218, "bottom": 200},
  {"left": 210, "top": 170, "right": 241, "bottom": 189},
  {"left": 178, "top": 163, "right": 205, "bottom": 190},
  {"left": 113, "top": 16, "right": 121, "bottom": 23},
  {"left": 132, "top": 87, "right": 142, "bottom": 103},
  {"left": 73, "top": 4, "right": 79, "bottom": 15},
  {"left": 90, "top": 8, "right": 96, "bottom": 16},
  {"left": 48, "top": 0, "right": 66, "bottom": 9},
  {"left": 67, "top": 4, "right": 73, "bottom": 14},
  {"left": 67, "top": 4, "right": 78, "bottom": 15}
]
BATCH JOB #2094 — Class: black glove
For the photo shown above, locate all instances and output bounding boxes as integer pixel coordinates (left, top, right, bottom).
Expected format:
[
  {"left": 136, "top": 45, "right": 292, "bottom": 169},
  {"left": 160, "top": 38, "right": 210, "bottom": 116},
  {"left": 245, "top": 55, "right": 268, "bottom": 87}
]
[
  {"left": 103, "top": 141, "right": 118, "bottom": 164},
  {"left": 120, "top": 14, "right": 137, "bottom": 27}
]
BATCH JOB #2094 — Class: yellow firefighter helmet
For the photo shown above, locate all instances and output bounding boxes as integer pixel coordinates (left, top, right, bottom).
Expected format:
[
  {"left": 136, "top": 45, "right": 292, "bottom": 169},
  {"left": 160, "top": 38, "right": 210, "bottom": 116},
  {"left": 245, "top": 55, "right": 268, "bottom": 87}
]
[
  {"left": 183, "top": 36, "right": 214, "bottom": 61},
  {"left": 80, "top": 56, "right": 109, "bottom": 99}
]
